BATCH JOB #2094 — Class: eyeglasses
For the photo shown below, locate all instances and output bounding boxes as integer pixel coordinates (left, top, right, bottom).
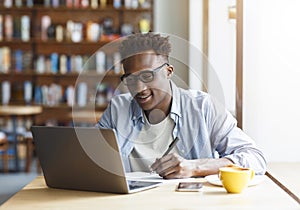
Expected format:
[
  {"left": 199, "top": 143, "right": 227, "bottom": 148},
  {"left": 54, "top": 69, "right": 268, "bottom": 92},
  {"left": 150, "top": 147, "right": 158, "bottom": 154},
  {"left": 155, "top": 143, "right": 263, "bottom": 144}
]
[{"left": 120, "top": 63, "right": 169, "bottom": 86}]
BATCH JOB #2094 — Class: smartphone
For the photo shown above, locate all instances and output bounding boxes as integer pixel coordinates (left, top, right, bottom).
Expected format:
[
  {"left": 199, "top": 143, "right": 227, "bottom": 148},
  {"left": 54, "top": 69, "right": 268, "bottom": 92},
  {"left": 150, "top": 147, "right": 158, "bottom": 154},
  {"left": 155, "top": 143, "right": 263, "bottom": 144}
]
[{"left": 175, "top": 182, "right": 203, "bottom": 192}]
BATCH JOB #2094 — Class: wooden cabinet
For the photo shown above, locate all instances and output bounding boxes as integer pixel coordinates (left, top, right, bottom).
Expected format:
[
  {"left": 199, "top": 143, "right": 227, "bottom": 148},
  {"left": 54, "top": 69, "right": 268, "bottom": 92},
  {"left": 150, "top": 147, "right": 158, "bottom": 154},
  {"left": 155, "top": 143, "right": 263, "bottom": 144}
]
[{"left": 0, "top": 0, "right": 153, "bottom": 126}]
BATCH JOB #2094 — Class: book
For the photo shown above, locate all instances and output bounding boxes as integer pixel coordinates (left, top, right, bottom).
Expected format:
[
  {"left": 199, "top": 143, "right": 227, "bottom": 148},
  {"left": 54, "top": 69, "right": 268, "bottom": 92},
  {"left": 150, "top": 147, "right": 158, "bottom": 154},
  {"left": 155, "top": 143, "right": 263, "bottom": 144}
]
[
  {"left": 86, "top": 21, "right": 101, "bottom": 42},
  {"left": 41, "top": 85, "right": 48, "bottom": 105},
  {"left": 59, "top": 54, "right": 67, "bottom": 74},
  {"left": 44, "top": 0, "right": 51, "bottom": 7},
  {"left": 50, "top": 53, "right": 59, "bottom": 73},
  {"left": 5, "top": 15, "right": 13, "bottom": 41},
  {"left": 70, "top": 55, "right": 76, "bottom": 73},
  {"left": 71, "top": 22, "right": 83, "bottom": 43},
  {"left": 0, "top": 15, "right": 3, "bottom": 41},
  {"left": 35, "top": 55, "right": 46, "bottom": 74},
  {"left": 113, "top": 52, "right": 121, "bottom": 74},
  {"left": 21, "top": 15, "right": 30, "bottom": 42},
  {"left": 55, "top": 25, "right": 64, "bottom": 42},
  {"left": 4, "top": 0, "right": 13, "bottom": 8},
  {"left": 22, "top": 51, "right": 32, "bottom": 71},
  {"left": 100, "top": 0, "right": 107, "bottom": 8},
  {"left": 66, "top": 0, "right": 73, "bottom": 8},
  {"left": 113, "top": 0, "right": 121, "bottom": 8},
  {"left": 66, "top": 55, "right": 72, "bottom": 73},
  {"left": 0, "top": 48, "right": 2, "bottom": 72},
  {"left": 139, "top": 18, "right": 150, "bottom": 33},
  {"left": 14, "top": 49, "right": 23, "bottom": 72},
  {"left": 77, "top": 82, "right": 88, "bottom": 107},
  {"left": 15, "top": 0, "right": 23, "bottom": 7},
  {"left": 41, "top": 15, "right": 51, "bottom": 41},
  {"left": 24, "top": 81, "right": 33, "bottom": 104},
  {"left": 81, "top": 0, "right": 89, "bottom": 8},
  {"left": 1, "top": 81, "right": 11, "bottom": 105},
  {"left": 13, "top": 16, "right": 21, "bottom": 39},
  {"left": 96, "top": 51, "right": 106, "bottom": 74},
  {"left": 131, "top": 0, "right": 138, "bottom": 9},
  {"left": 75, "top": 55, "right": 83, "bottom": 73},
  {"left": 91, "top": 0, "right": 98, "bottom": 9},
  {"left": 73, "top": 0, "right": 80, "bottom": 8},
  {"left": 124, "top": 0, "right": 131, "bottom": 8},
  {"left": 52, "top": 0, "right": 59, "bottom": 7},
  {"left": 26, "top": 0, "right": 34, "bottom": 7},
  {"left": 65, "top": 85, "right": 75, "bottom": 106},
  {"left": 2, "top": 47, "right": 11, "bottom": 73}
]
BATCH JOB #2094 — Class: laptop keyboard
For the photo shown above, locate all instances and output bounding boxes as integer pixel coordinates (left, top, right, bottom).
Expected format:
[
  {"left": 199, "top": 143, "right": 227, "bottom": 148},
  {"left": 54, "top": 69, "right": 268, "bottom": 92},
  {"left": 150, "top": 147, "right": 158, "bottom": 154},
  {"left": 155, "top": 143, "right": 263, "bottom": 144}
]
[{"left": 128, "top": 180, "right": 158, "bottom": 190}]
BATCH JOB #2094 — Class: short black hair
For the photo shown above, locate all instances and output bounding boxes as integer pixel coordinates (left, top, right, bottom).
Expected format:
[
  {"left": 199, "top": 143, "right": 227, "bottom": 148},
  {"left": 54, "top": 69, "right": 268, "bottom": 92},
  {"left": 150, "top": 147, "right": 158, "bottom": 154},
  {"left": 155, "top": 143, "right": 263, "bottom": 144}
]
[{"left": 119, "top": 33, "right": 171, "bottom": 61}]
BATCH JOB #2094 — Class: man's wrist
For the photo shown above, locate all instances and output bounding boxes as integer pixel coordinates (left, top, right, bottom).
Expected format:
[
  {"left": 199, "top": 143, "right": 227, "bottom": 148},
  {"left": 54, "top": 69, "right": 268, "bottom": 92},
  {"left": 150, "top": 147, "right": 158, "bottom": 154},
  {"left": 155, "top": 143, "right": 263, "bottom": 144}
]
[{"left": 192, "top": 158, "right": 234, "bottom": 177}]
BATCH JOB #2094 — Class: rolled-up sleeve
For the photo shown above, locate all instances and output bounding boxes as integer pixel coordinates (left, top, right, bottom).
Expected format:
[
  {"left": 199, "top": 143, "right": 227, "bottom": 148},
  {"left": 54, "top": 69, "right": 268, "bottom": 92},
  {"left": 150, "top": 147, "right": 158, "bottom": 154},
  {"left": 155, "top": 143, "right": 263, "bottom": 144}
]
[
  {"left": 206, "top": 96, "right": 267, "bottom": 175},
  {"left": 216, "top": 126, "right": 267, "bottom": 175}
]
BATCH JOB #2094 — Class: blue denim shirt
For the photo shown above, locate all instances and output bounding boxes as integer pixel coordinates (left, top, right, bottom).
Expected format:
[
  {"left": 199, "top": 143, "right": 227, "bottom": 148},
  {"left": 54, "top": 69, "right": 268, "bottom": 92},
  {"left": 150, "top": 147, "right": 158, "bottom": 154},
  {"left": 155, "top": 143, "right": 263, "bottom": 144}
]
[{"left": 96, "top": 81, "right": 267, "bottom": 175}]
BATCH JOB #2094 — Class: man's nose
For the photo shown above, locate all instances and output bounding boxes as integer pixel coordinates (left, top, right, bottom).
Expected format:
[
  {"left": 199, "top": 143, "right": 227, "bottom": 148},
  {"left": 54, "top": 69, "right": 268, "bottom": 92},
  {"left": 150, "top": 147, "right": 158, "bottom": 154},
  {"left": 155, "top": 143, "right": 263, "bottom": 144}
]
[{"left": 133, "top": 80, "right": 147, "bottom": 93}]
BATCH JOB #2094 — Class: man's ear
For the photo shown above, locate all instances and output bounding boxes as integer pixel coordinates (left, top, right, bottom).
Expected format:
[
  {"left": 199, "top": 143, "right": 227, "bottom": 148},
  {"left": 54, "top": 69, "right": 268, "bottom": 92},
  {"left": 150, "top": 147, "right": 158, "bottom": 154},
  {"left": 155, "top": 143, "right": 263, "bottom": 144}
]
[{"left": 166, "top": 64, "right": 174, "bottom": 79}]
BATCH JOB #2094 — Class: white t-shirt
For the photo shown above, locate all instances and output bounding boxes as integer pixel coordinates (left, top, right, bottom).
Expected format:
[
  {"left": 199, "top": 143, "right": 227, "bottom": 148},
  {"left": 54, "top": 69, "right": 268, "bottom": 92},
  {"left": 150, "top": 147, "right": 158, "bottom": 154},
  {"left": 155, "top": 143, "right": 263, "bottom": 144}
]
[{"left": 129, "top": 113, "right": 178, "bottom": 172}]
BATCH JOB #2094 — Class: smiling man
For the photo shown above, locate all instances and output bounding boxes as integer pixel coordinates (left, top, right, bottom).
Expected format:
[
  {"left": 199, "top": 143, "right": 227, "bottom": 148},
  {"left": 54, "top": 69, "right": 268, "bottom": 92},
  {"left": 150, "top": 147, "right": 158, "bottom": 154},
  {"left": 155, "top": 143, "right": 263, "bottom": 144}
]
[{"left": 96, "top": 33, "right": 267, "bottom": 178}]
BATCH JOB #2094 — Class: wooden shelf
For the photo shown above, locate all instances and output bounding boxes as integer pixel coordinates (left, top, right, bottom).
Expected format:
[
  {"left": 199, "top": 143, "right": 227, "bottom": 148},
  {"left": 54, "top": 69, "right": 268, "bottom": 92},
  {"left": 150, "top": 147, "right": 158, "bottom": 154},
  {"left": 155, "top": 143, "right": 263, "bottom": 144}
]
[
  {"left": 35, "top": 42, "right": 115, "bottom": 55},
  {"left": 0, "top": 72, "right": 122, "bottom": 86},
  {"left": 35, "top": 105, "right": 105, "bottom": 125},
  {"left": 0, "top": 5, "right": 152, "bottom": 12},
  {"left": 0, "top": 0, "right": 152, "bottom": 125},
  {"left": 0, "top": 72, "right": 121, "bottom": 78},
  {"left": 0, "top": 72, "right": 34, "bottom": 82}
]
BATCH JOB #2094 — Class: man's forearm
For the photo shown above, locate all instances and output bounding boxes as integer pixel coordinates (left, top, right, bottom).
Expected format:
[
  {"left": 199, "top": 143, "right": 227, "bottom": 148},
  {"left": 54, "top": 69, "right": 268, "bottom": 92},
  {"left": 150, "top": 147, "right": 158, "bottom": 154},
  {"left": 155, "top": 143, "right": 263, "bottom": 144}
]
[{"left": 192, "top": 158, "right": 234, "bottom": 177}]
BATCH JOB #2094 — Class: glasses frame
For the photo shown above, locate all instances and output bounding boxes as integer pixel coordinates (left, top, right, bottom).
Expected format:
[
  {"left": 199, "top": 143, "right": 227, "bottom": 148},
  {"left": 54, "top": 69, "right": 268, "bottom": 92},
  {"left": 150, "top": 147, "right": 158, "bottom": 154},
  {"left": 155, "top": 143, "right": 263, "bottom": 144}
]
[{"left": 120, "top": 63, "right": 169, "bottom": 86}]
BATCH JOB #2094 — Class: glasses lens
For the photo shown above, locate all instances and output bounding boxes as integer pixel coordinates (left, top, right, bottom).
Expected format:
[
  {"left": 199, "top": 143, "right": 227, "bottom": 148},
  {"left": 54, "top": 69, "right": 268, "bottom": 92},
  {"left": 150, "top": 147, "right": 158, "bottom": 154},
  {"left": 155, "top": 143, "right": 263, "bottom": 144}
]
[
  {"left": 139, "top": 71, "right": 154, "bottom": 83},
  {"left": 123, "top": 76, "right": 136, "bottom": 85},
  {"left": 121, "top": 63, "right": 167, "bottom": 86}
]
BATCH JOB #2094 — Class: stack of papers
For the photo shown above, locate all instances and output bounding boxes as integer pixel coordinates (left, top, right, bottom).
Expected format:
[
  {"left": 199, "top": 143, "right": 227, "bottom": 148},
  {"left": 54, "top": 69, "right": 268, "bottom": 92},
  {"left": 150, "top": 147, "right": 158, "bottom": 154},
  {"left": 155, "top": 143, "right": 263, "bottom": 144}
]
[{"left": 126, "top": 172, "right": 196, "bottom": 184}]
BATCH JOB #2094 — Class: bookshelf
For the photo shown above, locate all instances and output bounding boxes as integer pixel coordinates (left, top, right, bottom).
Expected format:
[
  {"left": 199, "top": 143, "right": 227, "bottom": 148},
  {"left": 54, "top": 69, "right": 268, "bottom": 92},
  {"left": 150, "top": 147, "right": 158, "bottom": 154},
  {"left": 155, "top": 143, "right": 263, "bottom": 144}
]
[{"left": 0, "top": 0, "right": 153, "bottom": 127}]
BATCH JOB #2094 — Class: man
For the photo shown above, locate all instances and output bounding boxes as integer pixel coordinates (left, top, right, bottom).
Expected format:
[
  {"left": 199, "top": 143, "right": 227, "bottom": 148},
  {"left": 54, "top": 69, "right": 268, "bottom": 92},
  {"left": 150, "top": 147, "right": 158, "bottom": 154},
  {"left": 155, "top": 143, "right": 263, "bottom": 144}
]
[{"left": 96, "top": 33, "right": 266, "bottom": 179}]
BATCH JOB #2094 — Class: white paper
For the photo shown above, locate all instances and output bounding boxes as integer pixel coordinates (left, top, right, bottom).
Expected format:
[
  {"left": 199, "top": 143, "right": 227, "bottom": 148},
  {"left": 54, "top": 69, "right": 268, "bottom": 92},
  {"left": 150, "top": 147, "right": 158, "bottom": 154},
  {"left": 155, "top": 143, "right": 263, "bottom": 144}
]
[{"left": 125, "top": 172, "right": 196, "bottom": 184}]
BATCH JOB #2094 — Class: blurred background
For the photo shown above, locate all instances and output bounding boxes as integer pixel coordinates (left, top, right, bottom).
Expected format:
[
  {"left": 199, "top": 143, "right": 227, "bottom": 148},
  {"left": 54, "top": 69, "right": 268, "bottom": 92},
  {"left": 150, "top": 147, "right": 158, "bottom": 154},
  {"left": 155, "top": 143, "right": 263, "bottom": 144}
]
[{"left": 1, "top": 0, "right": 299, "bottom": 205}]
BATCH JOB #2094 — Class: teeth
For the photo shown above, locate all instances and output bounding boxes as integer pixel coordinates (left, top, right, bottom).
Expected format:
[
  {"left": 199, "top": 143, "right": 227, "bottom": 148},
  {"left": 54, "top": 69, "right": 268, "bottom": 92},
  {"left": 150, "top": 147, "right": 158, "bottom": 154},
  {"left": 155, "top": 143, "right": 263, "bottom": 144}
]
[{"left": 138, "top": 95, "right": 149, "bottom": 99}]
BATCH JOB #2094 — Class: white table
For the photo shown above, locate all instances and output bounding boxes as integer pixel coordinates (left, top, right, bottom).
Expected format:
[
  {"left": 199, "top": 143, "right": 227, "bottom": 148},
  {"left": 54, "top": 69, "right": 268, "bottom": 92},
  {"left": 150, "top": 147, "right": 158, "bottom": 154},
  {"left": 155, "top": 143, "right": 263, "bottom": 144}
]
[
  {"left": 267, "top": 162, "right": 300, "bottom": 200},
  {"left": 1, "top": 175, "right": 299, "bottom": 209}
]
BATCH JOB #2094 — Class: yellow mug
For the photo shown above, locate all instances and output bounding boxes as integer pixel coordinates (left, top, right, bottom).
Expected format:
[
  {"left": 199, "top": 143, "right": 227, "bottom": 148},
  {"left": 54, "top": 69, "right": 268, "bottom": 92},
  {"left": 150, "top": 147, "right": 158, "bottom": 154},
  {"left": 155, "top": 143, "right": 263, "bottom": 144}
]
[{"left": 219, "top": 166, "right": 255, "bottom": 193}]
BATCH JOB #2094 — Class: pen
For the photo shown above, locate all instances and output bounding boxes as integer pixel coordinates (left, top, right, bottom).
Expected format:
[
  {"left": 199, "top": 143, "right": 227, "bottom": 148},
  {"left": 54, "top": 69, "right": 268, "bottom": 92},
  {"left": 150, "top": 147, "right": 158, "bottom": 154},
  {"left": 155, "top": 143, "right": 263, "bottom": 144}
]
[
  {"left": 161, "top": 137, "right": 180, "bottom": 158},
  {"left": 149, "top": 137, "right": 180, "bottom": 174}
]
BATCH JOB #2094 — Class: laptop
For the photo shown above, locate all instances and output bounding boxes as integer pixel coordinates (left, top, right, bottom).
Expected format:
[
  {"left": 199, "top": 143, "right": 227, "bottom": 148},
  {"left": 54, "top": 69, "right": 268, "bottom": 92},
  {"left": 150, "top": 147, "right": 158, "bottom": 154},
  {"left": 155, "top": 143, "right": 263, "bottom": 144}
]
[{"left": 31, "top": 126, "right": 162, "bottom": 194}]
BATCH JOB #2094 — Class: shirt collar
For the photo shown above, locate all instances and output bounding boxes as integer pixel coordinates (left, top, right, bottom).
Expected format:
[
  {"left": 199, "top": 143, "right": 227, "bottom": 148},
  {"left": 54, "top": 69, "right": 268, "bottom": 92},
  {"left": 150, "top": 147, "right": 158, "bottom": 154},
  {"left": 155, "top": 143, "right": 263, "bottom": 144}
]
[
  {"left": 169, "top": 80, "right": 182, "bottom": 119},
  {"left": 131, "top": 99, "right": 143, "bottom": 125}
]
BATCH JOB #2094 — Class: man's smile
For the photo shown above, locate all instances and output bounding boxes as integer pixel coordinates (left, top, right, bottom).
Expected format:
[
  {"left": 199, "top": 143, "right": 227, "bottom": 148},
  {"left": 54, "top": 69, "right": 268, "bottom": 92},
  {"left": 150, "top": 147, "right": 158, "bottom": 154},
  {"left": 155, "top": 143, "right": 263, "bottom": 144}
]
[{"left": 135, "top": 93, "right": 152, "bottom": 104}]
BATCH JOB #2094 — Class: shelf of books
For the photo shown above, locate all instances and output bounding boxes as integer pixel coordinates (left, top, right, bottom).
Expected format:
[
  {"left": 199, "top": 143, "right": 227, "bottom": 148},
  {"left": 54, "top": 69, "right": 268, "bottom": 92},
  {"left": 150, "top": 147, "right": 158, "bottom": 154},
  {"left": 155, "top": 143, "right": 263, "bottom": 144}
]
[{"left": 0, "top": 0, "right": 153, "bottom": 127}]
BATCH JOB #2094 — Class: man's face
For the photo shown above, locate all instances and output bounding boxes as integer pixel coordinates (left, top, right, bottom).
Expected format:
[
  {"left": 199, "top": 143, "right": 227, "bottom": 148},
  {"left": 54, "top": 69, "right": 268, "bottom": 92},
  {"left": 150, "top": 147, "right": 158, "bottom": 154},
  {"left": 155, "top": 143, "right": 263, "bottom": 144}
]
[{"left": 122, "top": 52, "right": 173, "bottom": 114}]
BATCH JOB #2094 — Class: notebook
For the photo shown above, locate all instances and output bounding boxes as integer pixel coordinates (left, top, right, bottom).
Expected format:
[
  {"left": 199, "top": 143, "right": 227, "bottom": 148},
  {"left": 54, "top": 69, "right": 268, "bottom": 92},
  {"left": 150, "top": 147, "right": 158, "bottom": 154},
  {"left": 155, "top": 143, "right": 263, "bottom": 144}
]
[{"left": 31, "top": 126, "right": 162, "bottom": 194}]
